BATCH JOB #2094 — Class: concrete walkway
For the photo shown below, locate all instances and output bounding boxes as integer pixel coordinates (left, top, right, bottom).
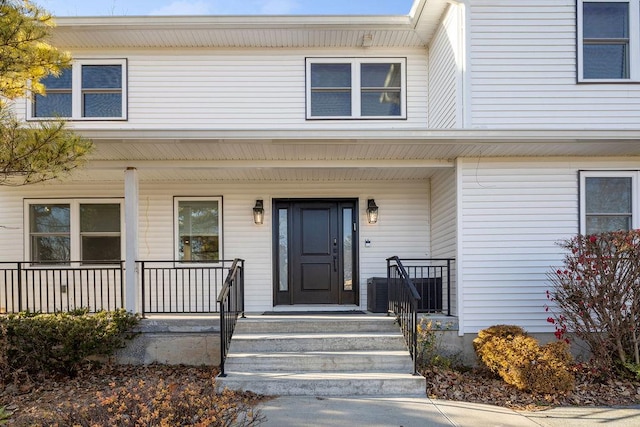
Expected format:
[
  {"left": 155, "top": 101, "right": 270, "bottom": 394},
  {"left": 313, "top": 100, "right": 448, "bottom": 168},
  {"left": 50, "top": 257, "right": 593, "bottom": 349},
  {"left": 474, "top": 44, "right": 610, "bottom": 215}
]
[{"left": 257, "top": 396, "right": 640, "bottom": 426}]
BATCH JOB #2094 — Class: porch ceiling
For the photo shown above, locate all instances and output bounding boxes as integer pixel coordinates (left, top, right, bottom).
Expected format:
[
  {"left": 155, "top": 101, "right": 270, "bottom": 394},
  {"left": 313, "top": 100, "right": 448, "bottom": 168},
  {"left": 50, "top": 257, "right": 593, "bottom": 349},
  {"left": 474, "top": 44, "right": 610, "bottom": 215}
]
[
  {"left": 74, "top": 127, "right": 640, "bottom": 182},
  {"left": 83, "top": 129, "right": 640, "bottom": 162}
]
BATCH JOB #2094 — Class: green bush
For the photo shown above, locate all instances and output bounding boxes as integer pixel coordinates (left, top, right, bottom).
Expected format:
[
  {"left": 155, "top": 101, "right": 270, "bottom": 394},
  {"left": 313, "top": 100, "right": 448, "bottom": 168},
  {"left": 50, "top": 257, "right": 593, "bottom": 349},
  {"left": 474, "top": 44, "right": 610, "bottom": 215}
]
[
  {"left": 473, "top": 325, "right": 575, "bottom": 394},
  {"left": 0, "top": 309, "right": 139, "bottom": 378}
]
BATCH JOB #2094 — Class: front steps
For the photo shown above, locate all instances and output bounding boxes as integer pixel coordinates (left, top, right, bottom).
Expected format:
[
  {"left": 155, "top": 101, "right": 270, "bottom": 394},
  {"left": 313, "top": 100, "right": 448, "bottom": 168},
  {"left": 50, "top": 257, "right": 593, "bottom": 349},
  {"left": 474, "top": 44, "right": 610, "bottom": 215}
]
[{"left": 216, "top": 314, "right": 425, "bottom": 396}]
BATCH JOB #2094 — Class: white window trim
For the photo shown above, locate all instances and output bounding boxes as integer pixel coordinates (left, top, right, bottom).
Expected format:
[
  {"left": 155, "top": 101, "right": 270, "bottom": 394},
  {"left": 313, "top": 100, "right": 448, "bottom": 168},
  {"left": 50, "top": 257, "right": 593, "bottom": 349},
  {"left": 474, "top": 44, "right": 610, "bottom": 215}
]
[
  {"left": 579, "top": 171, "right": 638, "bottom": 234},
  {"left": 305, "top": 57, "right": 407, "bottom": 120},
  {"left": 26, "top": 58, "right": 128, "bottom": 120},
  {"left": 577, "top": 0, "right": 640, "bottom": 82},
  {"left": 173, "top": 196, "right": 223, "bottom": 264},
  {"left": 24, "top": 199, "right": 125, "bottom": 264}
]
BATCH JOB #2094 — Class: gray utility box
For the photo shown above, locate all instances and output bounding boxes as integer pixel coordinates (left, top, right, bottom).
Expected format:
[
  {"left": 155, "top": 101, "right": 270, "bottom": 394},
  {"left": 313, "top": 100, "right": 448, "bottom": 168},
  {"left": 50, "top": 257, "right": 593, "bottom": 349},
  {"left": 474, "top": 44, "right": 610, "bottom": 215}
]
[{"left": 367, "top": 277, "right": 388, "bottom": 313}]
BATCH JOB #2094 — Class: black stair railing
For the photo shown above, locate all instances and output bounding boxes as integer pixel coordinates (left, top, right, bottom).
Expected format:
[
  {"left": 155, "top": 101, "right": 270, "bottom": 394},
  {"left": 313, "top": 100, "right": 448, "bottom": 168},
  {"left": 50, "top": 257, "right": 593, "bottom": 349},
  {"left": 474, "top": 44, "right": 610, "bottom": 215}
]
[
  {"left": 387, "top": 256, "right": 421, "bottom": 375},
  {"left": 217, "top": 258, "right": 245, "bottom": 377}
]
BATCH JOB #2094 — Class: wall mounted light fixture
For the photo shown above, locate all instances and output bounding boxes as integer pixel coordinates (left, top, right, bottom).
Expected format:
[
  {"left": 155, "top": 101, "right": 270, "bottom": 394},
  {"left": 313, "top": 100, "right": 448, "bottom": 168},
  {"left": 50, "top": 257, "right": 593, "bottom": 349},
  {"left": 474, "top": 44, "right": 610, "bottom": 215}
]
[
  {"left": 366, "top": 199, "right": 379, "bottom": 224},
  {"left": 253, "top": 200, "right": 264, "bottom": 225}
]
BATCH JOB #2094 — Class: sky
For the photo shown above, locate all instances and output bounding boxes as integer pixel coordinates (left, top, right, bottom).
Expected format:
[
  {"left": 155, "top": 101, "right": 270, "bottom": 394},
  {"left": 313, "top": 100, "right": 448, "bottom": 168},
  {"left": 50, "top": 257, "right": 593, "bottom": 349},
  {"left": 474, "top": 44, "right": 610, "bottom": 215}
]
[{"left": 37, "top": 0, "right": 416, "bottom": 17}]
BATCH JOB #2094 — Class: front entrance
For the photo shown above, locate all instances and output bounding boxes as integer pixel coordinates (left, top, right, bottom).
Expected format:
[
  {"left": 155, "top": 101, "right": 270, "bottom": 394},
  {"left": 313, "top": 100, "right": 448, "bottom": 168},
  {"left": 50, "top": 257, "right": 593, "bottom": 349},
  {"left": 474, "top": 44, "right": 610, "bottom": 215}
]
[{"left": 274, "top": 199, "right": 358, "bottom": 305}]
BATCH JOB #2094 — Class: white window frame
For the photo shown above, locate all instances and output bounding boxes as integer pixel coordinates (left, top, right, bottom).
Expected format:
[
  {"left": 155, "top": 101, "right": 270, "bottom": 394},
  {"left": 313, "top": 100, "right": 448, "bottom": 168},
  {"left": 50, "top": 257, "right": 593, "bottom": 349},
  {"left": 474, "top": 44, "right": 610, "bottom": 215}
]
[
  {"left": 577, "top": 0, "right": 640, "bottom": 82},
  {"left": 27, "top": 58, "right": 128, "bottom": 120},
  {"left": 24, "top": 199, "right": 125, "bottom": 264},
  {"left": 579, "top": 171, "right": 639, "bottom": 234},
  {"left": 173, "top": 197, "right": 223, "bottom": 264},
  {"left": 305, "top": 57, "right": 407, "bottom": 119}
]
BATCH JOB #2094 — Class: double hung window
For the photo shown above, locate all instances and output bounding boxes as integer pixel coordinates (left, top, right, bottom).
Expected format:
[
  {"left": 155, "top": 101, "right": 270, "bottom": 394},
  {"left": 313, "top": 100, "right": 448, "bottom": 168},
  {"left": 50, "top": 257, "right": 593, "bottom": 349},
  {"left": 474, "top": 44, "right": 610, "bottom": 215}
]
[
  {"left": 29, "top": 59, "right": 127, "bottom": 119},
  {"left": 306, "top": 58, "right": 406, "bottom": 119},
  {"left": 175, "top": 197, "right": 222, "bottom": 262},
  {"left": 27, "top": 200, "right": 123, "bottom": 263},
  {"left": 580, "top": 171, "right": 637, "bottom": 234},
  {"left": 578, "top": 0, "right": 640, "bottom": 81}
]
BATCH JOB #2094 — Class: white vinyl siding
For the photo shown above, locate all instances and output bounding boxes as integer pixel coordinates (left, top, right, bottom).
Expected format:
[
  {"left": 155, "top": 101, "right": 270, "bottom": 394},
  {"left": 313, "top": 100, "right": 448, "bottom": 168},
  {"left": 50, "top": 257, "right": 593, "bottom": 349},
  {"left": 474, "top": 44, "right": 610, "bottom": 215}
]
[
  {"left": 469, "top": 0, "right": 640, "bottom": 129},
  {"left": 18, "top": 49, "right": 427, "bottom": 130},
  {"left": 0, "top": 179, "right": 430, "bottom": 313},
  {"left": 430, "top": 168, "right": 458, "bottom": 315},
  {"left": 428, "top": 4, "right": 462, "bottom": 128},
  {"left": 457, "top": 157, "right": 640, "bottom": 334}
]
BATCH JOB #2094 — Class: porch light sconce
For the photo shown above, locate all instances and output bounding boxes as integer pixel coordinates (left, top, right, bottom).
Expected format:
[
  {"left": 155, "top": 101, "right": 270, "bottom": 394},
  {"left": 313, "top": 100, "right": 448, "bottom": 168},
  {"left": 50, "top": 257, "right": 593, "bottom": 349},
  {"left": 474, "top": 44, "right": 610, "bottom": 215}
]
[
  {"left": 253, "top": 200, "right": 264, "bottom": 225},
  {"left": 366, "top": 199, "right": 379, "bottom": 224}
]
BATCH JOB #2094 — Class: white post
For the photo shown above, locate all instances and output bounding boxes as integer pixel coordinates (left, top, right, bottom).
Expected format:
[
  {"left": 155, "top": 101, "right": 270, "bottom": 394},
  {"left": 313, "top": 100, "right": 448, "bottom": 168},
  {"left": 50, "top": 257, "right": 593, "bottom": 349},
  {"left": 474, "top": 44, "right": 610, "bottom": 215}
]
[{"left": 124, "top": 167, "right": 139, "bottom": 313}]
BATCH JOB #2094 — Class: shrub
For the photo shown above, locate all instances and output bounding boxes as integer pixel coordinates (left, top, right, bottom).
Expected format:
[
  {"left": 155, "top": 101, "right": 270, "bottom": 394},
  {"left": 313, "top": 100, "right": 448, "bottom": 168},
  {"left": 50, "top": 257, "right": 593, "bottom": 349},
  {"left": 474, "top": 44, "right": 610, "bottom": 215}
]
[
  {"left": 547, "top": 230, "right": 640, "bottom": 375},
  {"left": 0, "top": 309, "right": 139, "bottom": 379},
  {"left": 473, "top": 325, "right": 575, "bottom": 394}
]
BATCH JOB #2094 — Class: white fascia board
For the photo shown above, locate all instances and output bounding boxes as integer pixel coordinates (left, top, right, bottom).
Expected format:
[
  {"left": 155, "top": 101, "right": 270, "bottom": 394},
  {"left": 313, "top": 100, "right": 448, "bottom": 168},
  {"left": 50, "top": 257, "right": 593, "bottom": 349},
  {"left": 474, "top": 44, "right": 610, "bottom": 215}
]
[
  {"left": 75, "top": 128, "right": 640, "bottom": 143},
  {"left": 87, "top": 159, "right": 455, "bottom": 170},
  {"left": 54, "top": 15, "right": 413, "bottom": 31}
]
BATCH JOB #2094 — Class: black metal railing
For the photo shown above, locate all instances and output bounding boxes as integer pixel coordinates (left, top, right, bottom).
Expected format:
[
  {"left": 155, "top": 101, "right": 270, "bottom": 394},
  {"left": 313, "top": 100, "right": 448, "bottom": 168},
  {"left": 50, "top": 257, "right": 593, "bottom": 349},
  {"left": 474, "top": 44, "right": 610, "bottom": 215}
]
[
  {"left": 387, "top": 256, "right": 421, "bottom": 374},
  {"left": 0, "top": 261, "right": 124, "bottom": 314},
  {"left": 138, "top": 259, "right": 239, "bottom": 316},
  {"left": 396, "top": 258, "right": 453, "bottom": 315},
  {"left": 217, "top": 258, "right": 245, "bottom": 377}
]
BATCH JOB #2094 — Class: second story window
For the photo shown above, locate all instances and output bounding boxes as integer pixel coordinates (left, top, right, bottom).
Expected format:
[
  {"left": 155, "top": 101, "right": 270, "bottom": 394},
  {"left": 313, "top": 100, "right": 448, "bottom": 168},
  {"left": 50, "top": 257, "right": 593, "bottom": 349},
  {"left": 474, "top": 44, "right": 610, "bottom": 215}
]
[
  {"left": 306, "top": 58, "right": 406, "bottom": 119},
  {"left": 578, "top": 0, "right": 639, "bottom": 81},
  {"left": 29, "top": 59, "right": 127, "bottom": 120}
]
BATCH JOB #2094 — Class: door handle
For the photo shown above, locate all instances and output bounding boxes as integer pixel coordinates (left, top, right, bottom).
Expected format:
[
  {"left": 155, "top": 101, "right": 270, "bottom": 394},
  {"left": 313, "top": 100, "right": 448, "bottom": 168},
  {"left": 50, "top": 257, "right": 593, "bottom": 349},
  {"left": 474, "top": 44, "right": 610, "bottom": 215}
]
[{"left": 333, "top": 256, "right": 337, "bottom": 272}]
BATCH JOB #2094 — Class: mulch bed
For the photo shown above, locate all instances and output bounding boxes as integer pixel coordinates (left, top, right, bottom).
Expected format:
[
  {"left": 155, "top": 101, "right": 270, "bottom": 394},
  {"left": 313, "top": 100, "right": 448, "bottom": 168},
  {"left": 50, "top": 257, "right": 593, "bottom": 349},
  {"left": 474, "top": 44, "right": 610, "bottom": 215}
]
[
  {"left": 2, "top": 363, "right": 640, "bottom": 423},
  {"left": 424, "top": 366, "right": 640, "bottom": 410},
  {"left": 0, "top": 364, "right": 265, "bottom": 425}
]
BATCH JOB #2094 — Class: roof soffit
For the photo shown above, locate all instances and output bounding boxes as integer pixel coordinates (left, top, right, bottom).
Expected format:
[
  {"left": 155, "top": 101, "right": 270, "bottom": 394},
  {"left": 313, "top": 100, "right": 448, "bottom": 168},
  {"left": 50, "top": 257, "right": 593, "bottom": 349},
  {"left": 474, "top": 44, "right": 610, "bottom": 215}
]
[{"left": 48, "top": 1, "right": 450, "bottom": 49}]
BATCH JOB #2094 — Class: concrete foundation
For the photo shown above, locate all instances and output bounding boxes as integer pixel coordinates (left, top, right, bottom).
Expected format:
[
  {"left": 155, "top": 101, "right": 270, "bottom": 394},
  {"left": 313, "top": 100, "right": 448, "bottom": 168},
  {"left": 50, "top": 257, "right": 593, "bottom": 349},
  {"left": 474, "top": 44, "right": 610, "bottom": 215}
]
[{"left": 115, "top": 316, "right": 221, "bottom": 366}]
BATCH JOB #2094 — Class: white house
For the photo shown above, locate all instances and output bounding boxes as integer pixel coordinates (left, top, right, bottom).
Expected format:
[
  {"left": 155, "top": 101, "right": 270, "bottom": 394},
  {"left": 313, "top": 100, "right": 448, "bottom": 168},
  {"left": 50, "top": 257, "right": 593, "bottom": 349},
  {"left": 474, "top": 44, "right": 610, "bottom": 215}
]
[{"left": 1, "top": 0, "right": 640, "bottom": 349}]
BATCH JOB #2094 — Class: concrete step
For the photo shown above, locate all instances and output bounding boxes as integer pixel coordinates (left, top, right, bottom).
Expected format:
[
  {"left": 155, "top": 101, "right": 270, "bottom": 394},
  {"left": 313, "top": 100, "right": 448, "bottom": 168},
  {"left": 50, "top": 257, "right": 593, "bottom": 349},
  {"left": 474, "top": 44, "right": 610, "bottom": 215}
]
[
  {"left": 224, "top": 350, "right": 414, "bottom": 373},
  {"left": 216, "top": 371, "right": 426, "bottom": 396},
  {"left": 228, "top": 333, "right": 406, "bottom": 353},
  {"left": 234, "top": 315, "right": 398, "bottom": 334}
]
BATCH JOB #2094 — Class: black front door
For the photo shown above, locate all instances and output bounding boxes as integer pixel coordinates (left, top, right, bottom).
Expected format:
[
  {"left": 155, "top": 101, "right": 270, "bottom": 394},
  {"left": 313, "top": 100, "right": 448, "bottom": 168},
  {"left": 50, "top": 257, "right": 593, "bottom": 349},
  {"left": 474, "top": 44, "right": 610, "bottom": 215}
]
[{"left": 274, "top": 199, "right": 357, "bottom": 305}]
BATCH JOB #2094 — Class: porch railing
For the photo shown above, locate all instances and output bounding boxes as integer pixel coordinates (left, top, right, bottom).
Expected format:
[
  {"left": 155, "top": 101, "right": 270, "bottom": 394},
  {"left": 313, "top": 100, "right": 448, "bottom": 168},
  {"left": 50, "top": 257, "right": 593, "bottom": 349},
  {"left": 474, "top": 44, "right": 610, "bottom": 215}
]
[
  {"left": 0, "top": 261, "right": 124, "bottom": 314},
  {"left": 396, "top": 258, "right": 453, "bottom": 315},
  {"left": 217, "top": 258, "right": 245, "bottom": 377},
  {"left": 387, "top": 256, "right": 421, "bottom": 375},
  {"left": 138, "top": 259, "right": 239, "bottom": 316}
]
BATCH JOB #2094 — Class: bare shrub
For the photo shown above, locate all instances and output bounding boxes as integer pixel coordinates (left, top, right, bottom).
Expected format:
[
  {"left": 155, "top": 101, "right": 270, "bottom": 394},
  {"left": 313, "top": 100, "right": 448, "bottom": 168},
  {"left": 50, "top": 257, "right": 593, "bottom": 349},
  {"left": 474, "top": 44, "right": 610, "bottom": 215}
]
[{"left": 547, "top": 230, "right": 640, "bottom": 376}]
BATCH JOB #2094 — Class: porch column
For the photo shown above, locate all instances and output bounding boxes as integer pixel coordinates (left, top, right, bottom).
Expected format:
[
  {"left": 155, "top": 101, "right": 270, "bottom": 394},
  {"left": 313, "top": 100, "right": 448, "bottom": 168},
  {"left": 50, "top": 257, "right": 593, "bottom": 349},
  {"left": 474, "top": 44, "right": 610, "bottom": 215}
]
[{"left": 124, "top": 167, "right": 139, "bottom": 313}]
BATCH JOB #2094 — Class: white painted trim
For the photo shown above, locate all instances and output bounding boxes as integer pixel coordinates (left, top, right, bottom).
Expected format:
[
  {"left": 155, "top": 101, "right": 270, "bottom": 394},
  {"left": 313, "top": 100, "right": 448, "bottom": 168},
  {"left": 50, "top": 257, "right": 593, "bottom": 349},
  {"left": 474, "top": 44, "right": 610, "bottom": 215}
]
[
  {"left": 173, "top": 196, "right": 223, "bottom": 263},
  {"left": 76, "top": 128, "right": 640, "bottom": 142},
  {"left": 460, "top": 0, "right": 471, "bottom": 128},
  {"left": 455, "top": 157, "right": 464, "bottom": 336},
  {"left": 579, "top": 170, "right": 639, "bottom": 234},
  {"left": 23, "top": 198, "right": 124, "bottom": 263},
  {"left": 124, "top": 168, "right": 139, "bottom": 313},
  {"left": 305, "top": 57, "right": 407, "bottom": 120},
  {"left": 27, "top": 58, "right": 127, "bottom": 121},
  {"left": 87, "top": 159, "right": 454, "bottom": 170},
  {"left": 578, "top": 0, "right": 640, "bottom": 82},
  {"left": 54, "top": 15, "right": 414, "bottom": 29}
]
